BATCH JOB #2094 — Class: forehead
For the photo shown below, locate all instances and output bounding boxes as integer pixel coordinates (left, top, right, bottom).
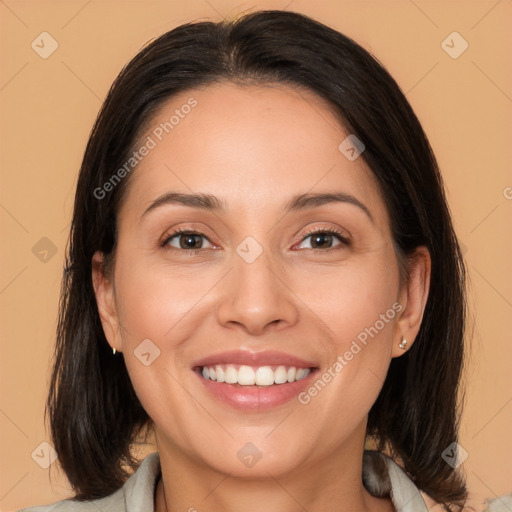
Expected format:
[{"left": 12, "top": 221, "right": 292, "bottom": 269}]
[{"left": 119, "top": 81, "right": 387, "bottom": 224}]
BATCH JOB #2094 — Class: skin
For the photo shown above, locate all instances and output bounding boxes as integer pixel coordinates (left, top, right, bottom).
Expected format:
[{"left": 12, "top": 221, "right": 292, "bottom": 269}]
[{"left": 92, "top": 81, "right": 431, "bottom": 512}]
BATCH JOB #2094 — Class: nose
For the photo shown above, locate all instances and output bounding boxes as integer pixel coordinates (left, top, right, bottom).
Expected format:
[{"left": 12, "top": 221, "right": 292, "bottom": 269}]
[{"left": 216, "top": 247, "right": 299, "bottom": 335}]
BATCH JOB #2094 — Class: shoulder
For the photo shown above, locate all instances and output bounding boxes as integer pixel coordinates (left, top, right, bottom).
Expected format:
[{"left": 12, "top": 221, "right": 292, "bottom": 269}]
[
  {"left": 16, "top": 491, "right": 122, "bottom": 512},
  {"left": 420, "top": 492, "right": 512, "bottom": 512},
  {"left": 363, "top": 450, "right": 510, "bottom": 512},
  {"left": 483, "top": 493, "right": 512, "bottom": 512},
  {"left": 17, "top": 452, "right": 161, "bottom": 512},
  {"left": 17, "top": 494, "right": 120, "bottom": 512},
  {"left": 363, "top": 450, "right": 428, "bottom": 510}
]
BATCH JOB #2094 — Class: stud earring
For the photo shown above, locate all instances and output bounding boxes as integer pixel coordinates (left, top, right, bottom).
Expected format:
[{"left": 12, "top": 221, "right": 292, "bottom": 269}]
[{"left": 398, "top": 336, "right": 408, "bottom": 350}]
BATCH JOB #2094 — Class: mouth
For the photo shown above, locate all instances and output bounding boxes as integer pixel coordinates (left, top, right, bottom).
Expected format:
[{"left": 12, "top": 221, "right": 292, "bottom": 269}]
[
  {"left": 195, "top": 363, "right": 315, "bottom": 386},
  {"left": 191, "top": 350, "right": 320, "bottom": 410}
]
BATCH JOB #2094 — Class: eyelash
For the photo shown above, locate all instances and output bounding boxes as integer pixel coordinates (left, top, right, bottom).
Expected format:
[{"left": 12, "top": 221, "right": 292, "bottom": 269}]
[
  {"left": 160, "top": 226, "right": 350, "bottom": 255},
  {"left": 300, "top": 226, "right": 350, "bottom": 251}
]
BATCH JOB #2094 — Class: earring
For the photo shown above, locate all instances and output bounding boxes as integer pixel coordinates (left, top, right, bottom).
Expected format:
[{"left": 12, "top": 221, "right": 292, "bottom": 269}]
[
  {"left": 113, "top": 347, "right": 117, "bottom": 355},
  {"left": 398, "top": 336, "right": 408, "bottom": 350}
]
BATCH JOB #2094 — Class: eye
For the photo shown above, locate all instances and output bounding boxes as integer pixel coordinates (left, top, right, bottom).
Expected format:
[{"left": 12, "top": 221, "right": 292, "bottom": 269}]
[
  {"left": 161, "top": 229, "right": 215, "bottom": 252},
  {"left": 160, "top": 226, "right": 349, "bottom": 254},
  {"left": 296, "top": 227, "right": 349, "bottom": 251}
]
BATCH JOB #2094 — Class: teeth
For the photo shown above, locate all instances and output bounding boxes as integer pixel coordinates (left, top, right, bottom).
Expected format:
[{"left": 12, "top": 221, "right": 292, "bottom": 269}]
[
  {"left": 255, "top": 366, "right": 274, "bottom": 386},
  {"left": 274, "top": 365, "right": 288, "bottom": 384},
  {"left": 296, "top": 368, "right": 307, "bottom": 380},
  {"left": 200, "top": 364, "right": 312, "bottom": 386},
  {"left": 238, "top": 365, "right": 255, "bottom": 385},
  {"left": 225, "top": 365, "right": 238, "bottom": 384}
]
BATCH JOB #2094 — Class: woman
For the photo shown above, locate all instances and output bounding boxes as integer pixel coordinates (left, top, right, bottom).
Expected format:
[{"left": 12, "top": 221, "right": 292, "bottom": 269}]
[{"left": 20, "top": 9, "right": 476, "bottom": 512}]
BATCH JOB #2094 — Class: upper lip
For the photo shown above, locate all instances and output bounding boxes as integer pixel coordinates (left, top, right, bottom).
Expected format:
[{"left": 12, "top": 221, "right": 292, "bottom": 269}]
[{"left": 192, "top": 350, "right": 319, "bottom": 369}]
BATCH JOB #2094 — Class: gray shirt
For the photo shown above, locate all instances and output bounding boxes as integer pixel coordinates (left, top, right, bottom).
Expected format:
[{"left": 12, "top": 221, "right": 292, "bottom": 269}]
[{"left": 17, "top": 450, "right": 500, "bottom": 512}]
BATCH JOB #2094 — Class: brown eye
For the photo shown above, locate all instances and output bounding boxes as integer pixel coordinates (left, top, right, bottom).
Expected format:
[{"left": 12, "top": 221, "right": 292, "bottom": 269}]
[
  {"left": 161, "top": 230, "right": 214, "bottom": 251},
  {"left": 296, "top": 229, "right": 349, "bottom": 251}
]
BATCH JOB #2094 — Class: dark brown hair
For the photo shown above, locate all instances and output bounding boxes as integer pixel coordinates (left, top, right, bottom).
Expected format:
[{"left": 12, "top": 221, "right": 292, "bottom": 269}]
[{"left": 47, "top": 9, "right": 468, "bottom": 510}]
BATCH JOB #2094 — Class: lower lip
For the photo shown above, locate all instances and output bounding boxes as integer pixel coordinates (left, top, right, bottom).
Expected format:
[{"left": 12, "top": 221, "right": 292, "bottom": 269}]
[{"left": 194, "top": 369, "right": 318, "bottom": 411}]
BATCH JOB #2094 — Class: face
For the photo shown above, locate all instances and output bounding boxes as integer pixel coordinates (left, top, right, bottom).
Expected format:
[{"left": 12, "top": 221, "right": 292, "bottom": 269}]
[{"left": 93, "top": 81, "right": 428, "bottom": 478}]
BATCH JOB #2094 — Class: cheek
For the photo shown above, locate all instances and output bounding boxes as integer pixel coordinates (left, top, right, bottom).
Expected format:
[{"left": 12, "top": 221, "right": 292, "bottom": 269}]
[
  {"left": 294, "top": 246, "right": 400, "bottom": 354},
  {"left": 112, "top": 262, "right": 198, "bottom": 442},
  {"left": 293, "top": 248, "right": 400, "bottom": 424},
  {"left": 111, "top": 254, "right": 225, "bottom": 432},
  {"left": 113, "top": 253, "right": 215, "bottom": 342}
]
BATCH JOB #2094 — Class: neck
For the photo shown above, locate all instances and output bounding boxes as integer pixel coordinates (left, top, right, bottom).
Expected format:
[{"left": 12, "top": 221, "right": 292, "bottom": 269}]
[{"left": 154, "top": 427, "right": 394, "bottom": 512}]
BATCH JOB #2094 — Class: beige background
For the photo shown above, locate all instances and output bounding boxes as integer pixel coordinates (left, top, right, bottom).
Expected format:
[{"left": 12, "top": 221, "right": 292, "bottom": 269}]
[{"left": 1, "top": 1, "right": 511, "bottom": 510}]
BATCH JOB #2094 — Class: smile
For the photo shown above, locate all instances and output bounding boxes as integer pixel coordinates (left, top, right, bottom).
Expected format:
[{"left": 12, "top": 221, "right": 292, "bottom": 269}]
[{"left": 199, "top": 364, "right": 312, "bottom": 386}]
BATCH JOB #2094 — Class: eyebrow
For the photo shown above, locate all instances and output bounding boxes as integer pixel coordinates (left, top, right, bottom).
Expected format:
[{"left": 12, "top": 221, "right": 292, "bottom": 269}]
[{"left": 141, "top": 191, "right": 373, "bottom": 222}]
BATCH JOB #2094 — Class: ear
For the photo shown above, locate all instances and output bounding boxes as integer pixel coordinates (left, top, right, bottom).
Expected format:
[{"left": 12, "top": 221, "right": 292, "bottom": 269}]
[
  {"left": 392, "top": 246, "right": 431, "bottom": 358},
  {"left": 91, "top": 251, "right": 123, "bottom": 353}
]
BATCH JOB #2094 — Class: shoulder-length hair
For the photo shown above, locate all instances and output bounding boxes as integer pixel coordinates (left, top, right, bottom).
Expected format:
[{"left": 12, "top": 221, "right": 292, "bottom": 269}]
[{"left": 47, "top": 9, "right": 467, "bottom": 510}]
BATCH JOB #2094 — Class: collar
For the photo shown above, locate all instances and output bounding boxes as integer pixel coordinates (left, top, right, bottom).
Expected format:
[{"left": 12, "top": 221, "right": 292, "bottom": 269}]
[{"left": 120, "top": 450, "right": 428, "bottom": 512}]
